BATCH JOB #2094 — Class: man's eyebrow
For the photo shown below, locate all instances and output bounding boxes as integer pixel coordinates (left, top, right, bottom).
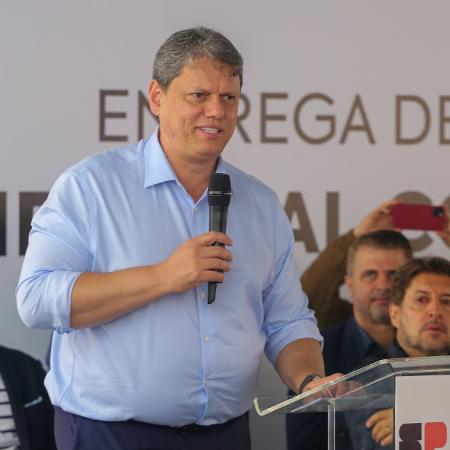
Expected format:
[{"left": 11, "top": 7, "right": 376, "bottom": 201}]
[{"left": 413, "top": 289, "right": 431, "bottom": 295}]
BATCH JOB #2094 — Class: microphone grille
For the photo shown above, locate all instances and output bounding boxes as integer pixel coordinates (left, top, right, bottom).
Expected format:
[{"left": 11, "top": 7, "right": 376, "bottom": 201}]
[{"left": 208, "top": 173, "right": 231, "bottom": 207}]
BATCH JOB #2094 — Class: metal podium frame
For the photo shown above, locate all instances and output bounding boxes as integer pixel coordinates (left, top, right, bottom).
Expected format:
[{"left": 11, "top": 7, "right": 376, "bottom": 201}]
[{"left": 254, "top": 355, "right": 450, "bottom": 450}]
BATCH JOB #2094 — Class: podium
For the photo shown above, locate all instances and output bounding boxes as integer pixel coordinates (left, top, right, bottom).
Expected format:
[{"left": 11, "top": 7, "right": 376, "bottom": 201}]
[{"left": 254, "top": 355, "right": 450, "bottom": 450}]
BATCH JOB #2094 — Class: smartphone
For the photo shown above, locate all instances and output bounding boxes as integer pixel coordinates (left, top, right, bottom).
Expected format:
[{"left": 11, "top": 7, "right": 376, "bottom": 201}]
[{"left": 392, "top": 204, "right": 445, "bottom": 231}]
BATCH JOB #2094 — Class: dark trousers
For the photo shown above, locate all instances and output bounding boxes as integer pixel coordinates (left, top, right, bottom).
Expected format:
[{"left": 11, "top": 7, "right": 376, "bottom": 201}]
[{"left": 54, "top": 407, "right": 251, "bottom": 450}]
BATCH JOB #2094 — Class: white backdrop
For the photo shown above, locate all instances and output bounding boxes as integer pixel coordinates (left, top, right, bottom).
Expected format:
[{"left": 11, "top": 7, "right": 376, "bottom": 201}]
[{"left": 1, "top": 2, "right": 450, "bottom": 449}]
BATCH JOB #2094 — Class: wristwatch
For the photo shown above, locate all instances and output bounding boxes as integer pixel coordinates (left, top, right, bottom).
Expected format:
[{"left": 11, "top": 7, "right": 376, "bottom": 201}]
[{"left": 298, "top": 373, "right": 322, "bottom": 394}]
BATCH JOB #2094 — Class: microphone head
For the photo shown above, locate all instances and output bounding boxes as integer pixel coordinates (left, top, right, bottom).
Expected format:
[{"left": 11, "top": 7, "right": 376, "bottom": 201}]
[{"left": 208, "top": 173, "right": 231, "bottom": 207}]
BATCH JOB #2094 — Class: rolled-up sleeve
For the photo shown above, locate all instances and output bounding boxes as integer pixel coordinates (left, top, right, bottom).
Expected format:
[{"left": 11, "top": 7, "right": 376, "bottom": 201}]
[
  {"left": 262, "top": 206, "right": 323, "bottom": 366},
  {"left": 16, "top": 170, "right": 94, "bottom": 333}
]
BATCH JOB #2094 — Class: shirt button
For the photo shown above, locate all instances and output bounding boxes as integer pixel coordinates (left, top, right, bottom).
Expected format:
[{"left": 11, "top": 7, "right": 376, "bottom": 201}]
[
  {"left": 200, "top": 291, "right": 206, "bottom": 299},
  {"left": 204, "top": 336, "right": 210, "bottom": 343}
]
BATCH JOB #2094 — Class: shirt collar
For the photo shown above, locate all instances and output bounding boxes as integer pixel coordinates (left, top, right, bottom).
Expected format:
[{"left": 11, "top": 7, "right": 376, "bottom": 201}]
[
  {"left": 143, "top": 128, "right": 232, "bottom": 190},
  {"left": 143, "top": 129, "right": 177, "bottom": 188},
  {"left": 353, "top": 317, "right": 378, "bottom": 355},
  {"left": 389, "top": 338, "right": 409, "bottom": 358},
  {"left": 352, "top": 318, "right": 387, "bottom": 360}
]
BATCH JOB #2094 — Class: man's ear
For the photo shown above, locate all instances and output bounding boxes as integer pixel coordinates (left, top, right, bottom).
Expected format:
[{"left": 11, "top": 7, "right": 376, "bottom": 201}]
[
  {"left": 389, "top": 303, "right": 400, "bottom": 329},
  {"left": 148, "top": 80, "right": 164, "bottom": 116},
  {"left": 344, "top": 275, "right": 354, "bottom": 304}
]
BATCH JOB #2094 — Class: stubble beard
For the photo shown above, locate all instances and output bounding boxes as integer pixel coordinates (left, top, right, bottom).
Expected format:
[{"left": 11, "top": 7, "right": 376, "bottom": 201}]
[
  {"left": 364, "top": 300, "right": 391, "bottom": 326},
  {"left": 401, "top": 330, "right": 449, "bottom": 356}
]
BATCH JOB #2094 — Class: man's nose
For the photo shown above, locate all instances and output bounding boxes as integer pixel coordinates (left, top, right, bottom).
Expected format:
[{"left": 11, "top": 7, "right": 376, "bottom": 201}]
[
  {"left": 427, "top": 298, "right": 443, "bottom": 317},
  {"left": 204, "top": 96, "right": 225, "bottom": 119},
  {"left": 376, "top": 273, "right": 392, "bottom": 290}
]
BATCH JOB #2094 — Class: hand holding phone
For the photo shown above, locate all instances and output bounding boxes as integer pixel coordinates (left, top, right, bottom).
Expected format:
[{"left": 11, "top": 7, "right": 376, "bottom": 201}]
[{"left": 391, "top": 204, "right": 445, "bottom": 231}]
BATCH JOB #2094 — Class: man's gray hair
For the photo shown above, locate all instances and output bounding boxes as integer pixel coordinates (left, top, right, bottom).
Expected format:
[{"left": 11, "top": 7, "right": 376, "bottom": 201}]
[{"left": 153, "top": 27, "right": 243, "bottom": 89}]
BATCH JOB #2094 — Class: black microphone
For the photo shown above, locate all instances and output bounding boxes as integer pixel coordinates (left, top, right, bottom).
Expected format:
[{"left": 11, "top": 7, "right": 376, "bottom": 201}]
[{"left": 207, "top": 173, "right": 232, "bottom": 304}]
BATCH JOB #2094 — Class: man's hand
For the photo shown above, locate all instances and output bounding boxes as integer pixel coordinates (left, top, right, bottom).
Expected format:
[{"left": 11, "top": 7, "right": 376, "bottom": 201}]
[
  {"left": 437, "top": 204, "right": 450, "bottom": 248},
  {"left": 70, "top": 232, "right": 232, "bottom": 328},
  {"left": 161, "top": 231, "right": 233, "bottom": 293},
  {"left": 301, "top": 373, "right": 342, "bottom": 394},
  {"left": 353, "top": 200, "right": 399, "bottom": 237},
  {"left": 366, "top": 408, "right": 394, "bottom": 447},
  {"left": 301, "top": 373, "right": 365, "bottom": 402}
]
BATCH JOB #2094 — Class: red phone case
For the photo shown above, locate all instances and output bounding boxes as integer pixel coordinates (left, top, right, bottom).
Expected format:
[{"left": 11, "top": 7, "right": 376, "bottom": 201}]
[{"left": 392, "top": 204, "right": 445, "bottom": 231}]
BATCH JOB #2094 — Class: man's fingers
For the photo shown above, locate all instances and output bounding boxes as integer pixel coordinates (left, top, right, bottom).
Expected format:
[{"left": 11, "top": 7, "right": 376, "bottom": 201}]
[
  {"left": 371, "top": 422, "right": 393, "bottom": 444},
  {"left": 381, "top": 199, "right": 400, "bottom": 213},
  {"left": 201, "top": 269, "right": 226, "bottom": 283},
  {"left": 201, "top": 245, "right": 233, "bottom": 261},
  {"left": 367, "top": 409, "right": 394, "bottom": 444},
  {"left": 196, "top": 231, "right": 233, "bottom": 247},
  {"left": 201, "top": 257, "right": 232, "bottom": 272},
  {"left": 366, "top": 410, "right": 381, "bottom": 428},
  {"left": 380, "top": 433, "right": 394, "bottom": 446}
]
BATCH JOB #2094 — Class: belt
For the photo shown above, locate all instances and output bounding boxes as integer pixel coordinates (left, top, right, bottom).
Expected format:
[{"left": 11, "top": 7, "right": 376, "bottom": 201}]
[
  {"left": 173, "top": 423, "right": 210, "bottom": 435},
  {"left": 171, "top": 413, "right": 246, "bottom": 435}
]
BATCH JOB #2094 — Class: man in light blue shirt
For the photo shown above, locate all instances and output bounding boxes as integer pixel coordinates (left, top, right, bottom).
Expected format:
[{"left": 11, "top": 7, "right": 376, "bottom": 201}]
[{"left": 17, "top": 27, "right": 330, "bottom": 450}]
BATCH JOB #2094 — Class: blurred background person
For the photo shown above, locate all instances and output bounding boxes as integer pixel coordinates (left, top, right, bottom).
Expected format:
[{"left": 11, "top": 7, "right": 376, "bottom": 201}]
[{"left": 0, "top": 344, "right": 55, "bottom": 450}]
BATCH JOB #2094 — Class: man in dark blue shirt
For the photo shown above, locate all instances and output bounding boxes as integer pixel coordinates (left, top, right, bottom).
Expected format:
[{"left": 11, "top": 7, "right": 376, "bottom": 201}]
[{"left": 286, "top": 229, "right": 413, "bottom": 450}]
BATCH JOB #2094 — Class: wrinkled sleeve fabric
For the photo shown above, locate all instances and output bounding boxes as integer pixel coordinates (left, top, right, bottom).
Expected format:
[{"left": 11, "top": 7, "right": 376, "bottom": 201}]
[
  {"left": 262, "top": 198, "right": 323, "bottom": 366},
  {"left": 16, "top": 170, "right": 94, "bottom": 334}
]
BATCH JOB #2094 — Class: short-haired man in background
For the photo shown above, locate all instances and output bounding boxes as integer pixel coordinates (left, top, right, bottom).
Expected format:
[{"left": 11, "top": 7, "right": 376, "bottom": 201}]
[
  {"left": 287, "top": 229, "right": 413, "bottom": 450},
  {"left": 303, "top": 201, "right": 450, "bottom": 331},
  {"left": 366, "top": 256, "right": 450, "bottom": 447},
  {"left": 288, "top": 255, "right": 450, "bottom": 450},
  {"left": 389, "top": 256, "right": 450, "bottom": 358}
]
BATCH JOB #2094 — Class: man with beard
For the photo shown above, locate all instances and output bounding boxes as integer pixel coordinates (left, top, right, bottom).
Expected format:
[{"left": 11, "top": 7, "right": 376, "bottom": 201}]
[
  {"left": 286, "top": 229, "right": 412, "bottom": 450},
  {"left": 302, "top": 202, "right": 450, "bottom": 331},
  {"left": 364, "top": 256, "right": 450, "bottom": 448},
  {"left": 389, "top": 257, "right": 450, "bottom": 358}
]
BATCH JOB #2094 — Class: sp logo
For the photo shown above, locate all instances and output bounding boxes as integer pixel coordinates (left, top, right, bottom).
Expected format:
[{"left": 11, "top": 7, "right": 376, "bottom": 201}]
[{"left": 399, "top": 422, "right": 447, "bottom": 450}]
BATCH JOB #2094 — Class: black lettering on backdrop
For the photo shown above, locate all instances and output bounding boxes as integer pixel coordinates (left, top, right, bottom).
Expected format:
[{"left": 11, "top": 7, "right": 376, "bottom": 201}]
[
  {"left": 261, "top": 93, "right": 288, "bottom": 143},
  {"left": 439, "top": 96, "right": 450, "bottom": 144},
  {"left": 237, "top": 93, "right": 251, "bottom": 143},
  {"left": 0, "top": 190, "right": 445, "bottom": 255},
  {"left": 98, "top": 90, "right": 450, "bottom": 145},
  {"left": 20, "top": 192, "right": 48, "bottom": 256},
  {"left": 294, "top": 93, "right": 335, "bottom": 144},
  {"left": 284, "top": 192, "right": 318, "bottom": 252},
  {"left": 0, "top": 193, "right": 5, "bottom": 256},
  {"left": 396, "top": 96, "right": 430, "bottom": 144},
  {"left": 99, "top": 89, "right": 129, "bottom": 142},
  {"left": 326, "top": 192, "right": 339, "bottom": 244},
  {"left": 340, "top": 95, "right": 375, "bottom": 144},
  {"left": 399, "top": 423, "right": 421, "bottom": 450},
  {"left": 138, "top": 90, "right": 152, "bottom": 141}
]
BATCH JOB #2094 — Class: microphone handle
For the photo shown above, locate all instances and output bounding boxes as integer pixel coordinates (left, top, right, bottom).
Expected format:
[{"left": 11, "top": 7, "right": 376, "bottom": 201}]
[
  {"left": 208, "top": 205, "right": 228, "bottom": 304},
  {"left": 208, "top": 240, "right": 225, "bottom": 304},
  {"left": 209, "top": 205, "right": 228, "bottom": 233},
  {"left": 208, "top": 280, "right": 217, "bottom": 305}
]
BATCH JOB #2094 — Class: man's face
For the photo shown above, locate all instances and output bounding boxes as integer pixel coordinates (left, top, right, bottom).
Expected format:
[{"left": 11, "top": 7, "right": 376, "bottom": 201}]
[
  {"left": 390, "top": 273, "right": 450, "bottom": 356},
  {"left": 345, "top": 246, "right": 408, "bottom": 327},
  {"left": 148, "top": 58, "right": 240, "bottom": 166}
]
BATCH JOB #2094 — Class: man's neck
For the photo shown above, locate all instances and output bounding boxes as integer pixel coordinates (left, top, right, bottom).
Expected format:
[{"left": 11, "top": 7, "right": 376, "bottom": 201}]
[
  {"left": 164, "top": 151, "right": 219, "bottom": 203},
  {"left": 175, "top": 164, "right": 214, "bottom": 202}
]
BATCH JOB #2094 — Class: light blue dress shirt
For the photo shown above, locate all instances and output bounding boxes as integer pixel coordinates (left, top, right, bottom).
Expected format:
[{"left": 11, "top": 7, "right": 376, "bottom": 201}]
[{"left": 16, "top": 130, "right": 322, "bottom": 426}]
